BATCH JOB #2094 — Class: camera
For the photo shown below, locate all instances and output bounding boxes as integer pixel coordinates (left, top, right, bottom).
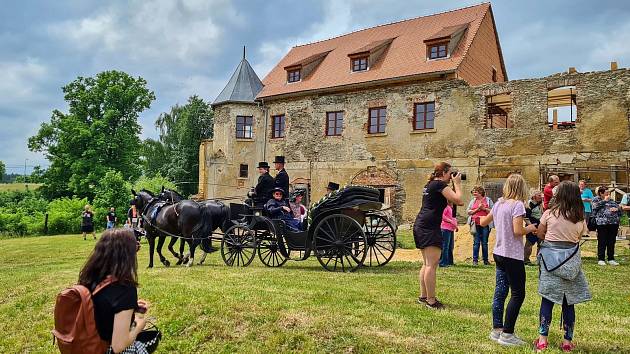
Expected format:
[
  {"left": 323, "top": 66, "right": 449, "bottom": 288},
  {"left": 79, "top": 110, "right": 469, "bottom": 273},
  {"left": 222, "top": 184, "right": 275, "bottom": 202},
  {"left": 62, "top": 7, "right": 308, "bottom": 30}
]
[{"left": 451, "top": 169, "right": 467, "bottom": 180}]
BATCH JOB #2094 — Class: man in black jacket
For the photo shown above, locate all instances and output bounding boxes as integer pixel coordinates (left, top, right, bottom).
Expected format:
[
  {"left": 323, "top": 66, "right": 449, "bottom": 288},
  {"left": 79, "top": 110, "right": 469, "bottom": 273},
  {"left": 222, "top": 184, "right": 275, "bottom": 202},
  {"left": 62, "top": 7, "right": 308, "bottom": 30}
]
[
  {"left": 273, "top": 156, "right": 290, "bottom": 198},
  {"left": 252, "top": 161, "right": 274, "bottom": 207}
]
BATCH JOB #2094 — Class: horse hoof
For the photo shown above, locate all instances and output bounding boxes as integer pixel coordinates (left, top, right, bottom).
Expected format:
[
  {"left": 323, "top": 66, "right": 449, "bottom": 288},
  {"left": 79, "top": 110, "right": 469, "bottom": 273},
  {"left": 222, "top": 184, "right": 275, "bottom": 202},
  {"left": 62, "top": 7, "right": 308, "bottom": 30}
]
[
  {"left": 147, "top": 265, "right": 153, "bottom": 269},
  {"left": 163, "top": 260, "right": 171, "bottom": 267},
  {"left": 175, "top": 259, "right": 183, "bottom": 266}
]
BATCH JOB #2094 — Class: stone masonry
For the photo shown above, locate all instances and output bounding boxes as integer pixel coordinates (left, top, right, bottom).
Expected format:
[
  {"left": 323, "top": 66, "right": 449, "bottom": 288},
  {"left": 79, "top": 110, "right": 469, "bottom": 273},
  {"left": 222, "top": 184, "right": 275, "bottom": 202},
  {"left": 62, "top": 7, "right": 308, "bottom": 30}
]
[{"left": 200, "top": 68, "right": 630, "bottom": 223}]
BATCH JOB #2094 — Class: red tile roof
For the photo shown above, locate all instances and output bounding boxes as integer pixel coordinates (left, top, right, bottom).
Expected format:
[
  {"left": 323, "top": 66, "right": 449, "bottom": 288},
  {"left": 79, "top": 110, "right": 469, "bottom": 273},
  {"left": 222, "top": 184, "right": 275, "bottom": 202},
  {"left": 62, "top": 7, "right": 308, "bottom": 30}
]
[{"left": 257, "top": 3, "right": 494, "bottom": 100}]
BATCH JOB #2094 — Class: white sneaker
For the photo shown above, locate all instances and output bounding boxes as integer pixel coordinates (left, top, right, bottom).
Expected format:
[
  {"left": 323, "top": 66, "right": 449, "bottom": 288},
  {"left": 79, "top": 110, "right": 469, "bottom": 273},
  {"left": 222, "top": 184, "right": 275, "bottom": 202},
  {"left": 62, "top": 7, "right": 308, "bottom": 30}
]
[
  {"left": 498, "top": 333, "right": 527, "bottom": 346},
  {"left": 608, "top": 260, "right": 619, "bottom": 266},
  {"left": 598, "top": 260, "right": 607, "bottom": 266},
  {"left": 489, "top": 329, "right": 502, "bottom": 341}
]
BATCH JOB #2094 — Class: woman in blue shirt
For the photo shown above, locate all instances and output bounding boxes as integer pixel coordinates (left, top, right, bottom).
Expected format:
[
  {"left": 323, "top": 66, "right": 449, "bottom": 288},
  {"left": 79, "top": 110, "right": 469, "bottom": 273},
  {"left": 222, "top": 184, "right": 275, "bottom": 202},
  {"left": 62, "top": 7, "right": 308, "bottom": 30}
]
[{"left": 579, "top": 180, "right": 593, "bottom": 220}]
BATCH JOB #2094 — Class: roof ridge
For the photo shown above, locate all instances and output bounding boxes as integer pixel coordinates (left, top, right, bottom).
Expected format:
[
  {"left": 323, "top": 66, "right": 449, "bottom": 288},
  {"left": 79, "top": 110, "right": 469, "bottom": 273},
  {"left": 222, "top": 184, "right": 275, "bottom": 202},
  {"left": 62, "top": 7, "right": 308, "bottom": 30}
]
[{"left": 292, "top": 2, "right": 489, "bottom": 48}]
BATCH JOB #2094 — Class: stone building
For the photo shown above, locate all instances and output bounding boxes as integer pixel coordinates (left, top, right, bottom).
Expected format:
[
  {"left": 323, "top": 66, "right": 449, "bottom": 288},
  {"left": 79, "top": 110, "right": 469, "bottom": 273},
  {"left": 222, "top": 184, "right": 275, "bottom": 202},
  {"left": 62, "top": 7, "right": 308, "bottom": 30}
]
[{"left": 199, "top": 3, "right": 630, "bottom": 223}]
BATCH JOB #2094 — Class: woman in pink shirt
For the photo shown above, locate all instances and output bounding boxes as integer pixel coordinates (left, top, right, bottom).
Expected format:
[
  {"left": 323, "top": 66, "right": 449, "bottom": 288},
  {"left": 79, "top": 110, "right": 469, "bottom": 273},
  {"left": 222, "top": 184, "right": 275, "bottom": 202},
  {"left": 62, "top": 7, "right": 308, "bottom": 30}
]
[
  {"left": 467, "top": 186, "right": 493, "bottom": 265},
  {"left": 534, "top": 181, "right": 591, "bottom": 352},
  {"left": 439, "top": 201, "right": 458, "bottom": 267}
]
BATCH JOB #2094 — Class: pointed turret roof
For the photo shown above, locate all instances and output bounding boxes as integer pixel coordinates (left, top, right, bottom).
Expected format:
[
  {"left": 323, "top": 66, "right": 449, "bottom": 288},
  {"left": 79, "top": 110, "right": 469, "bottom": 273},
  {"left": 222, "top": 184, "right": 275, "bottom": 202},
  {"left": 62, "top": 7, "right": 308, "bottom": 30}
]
[{"left": 213, "top": 53, "right": 264, "bottom": 107}]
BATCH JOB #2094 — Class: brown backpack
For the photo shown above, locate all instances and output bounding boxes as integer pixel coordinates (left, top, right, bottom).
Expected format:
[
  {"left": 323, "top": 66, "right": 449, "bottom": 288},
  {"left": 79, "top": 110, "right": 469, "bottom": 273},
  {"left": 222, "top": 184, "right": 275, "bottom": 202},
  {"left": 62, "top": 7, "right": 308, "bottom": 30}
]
[{"left": 52, "top": 277, "right": 115, "bottom": 354}]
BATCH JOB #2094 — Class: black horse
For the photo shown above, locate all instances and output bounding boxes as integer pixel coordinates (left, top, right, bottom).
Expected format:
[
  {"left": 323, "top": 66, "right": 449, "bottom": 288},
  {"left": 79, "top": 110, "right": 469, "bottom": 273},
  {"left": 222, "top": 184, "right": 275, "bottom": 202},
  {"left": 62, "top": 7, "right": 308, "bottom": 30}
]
[
  {"left": 133, "top": 188, "right": 231, "bottom": 267},
  {"left": 157, "top": 186, "right": 230, "bottom": 264}
]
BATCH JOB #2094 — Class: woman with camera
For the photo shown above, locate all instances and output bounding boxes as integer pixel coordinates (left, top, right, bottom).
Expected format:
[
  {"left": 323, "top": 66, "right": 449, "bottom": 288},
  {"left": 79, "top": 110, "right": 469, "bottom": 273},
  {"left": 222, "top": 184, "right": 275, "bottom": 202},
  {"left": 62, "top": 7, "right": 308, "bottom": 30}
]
[{"left": 413, "top": 162, "right": 464, "bottom": 309}]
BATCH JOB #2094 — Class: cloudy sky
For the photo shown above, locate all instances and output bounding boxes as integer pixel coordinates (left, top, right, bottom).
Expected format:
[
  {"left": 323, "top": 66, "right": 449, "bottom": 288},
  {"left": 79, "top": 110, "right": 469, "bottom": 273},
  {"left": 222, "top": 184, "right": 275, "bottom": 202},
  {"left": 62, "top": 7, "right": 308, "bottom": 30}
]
[{"left": 1, "top": 0, "right": 629, "bottom": 173}]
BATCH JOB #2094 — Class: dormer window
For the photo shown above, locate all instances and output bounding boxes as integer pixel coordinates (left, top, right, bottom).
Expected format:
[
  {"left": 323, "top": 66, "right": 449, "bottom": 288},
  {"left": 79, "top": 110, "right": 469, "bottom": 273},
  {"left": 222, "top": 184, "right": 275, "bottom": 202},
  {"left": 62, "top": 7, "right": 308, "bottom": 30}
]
[
  {"left": 287, "top": 69, "right": 301, "bottom": 83},
  {"left": 428, "top": 42, "right": 448, "bottom": 59},
  {"left": 352, "top": 57, "right": 368, "bottom": 72}
]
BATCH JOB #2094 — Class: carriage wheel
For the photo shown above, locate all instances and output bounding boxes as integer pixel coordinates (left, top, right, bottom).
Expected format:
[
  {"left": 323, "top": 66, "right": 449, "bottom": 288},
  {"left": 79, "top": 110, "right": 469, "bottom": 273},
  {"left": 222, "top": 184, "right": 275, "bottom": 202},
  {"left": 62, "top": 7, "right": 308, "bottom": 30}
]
[
  {"left": 221, "top": 225, "right": 257, "bottom": 267},
  {"left": 258, "top": 235, "right": 288, "bottom": 267},
  {"left": 363, "top": 214, "right": 397, "bottom": 267},
  {"left": 313, "top": 214, "right": 367, "bottom": 272}
]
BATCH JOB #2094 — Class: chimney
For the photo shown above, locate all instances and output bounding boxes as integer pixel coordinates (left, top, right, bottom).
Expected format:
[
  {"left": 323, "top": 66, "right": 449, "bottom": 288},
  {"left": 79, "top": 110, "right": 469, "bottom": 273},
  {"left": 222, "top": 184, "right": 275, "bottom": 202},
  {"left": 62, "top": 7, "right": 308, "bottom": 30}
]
[
  {"left": 611, "top": 61, "right": 618, "bottom": 70},
  {"left": 568, "top": 67, "right": 577, "bottom": 74}
]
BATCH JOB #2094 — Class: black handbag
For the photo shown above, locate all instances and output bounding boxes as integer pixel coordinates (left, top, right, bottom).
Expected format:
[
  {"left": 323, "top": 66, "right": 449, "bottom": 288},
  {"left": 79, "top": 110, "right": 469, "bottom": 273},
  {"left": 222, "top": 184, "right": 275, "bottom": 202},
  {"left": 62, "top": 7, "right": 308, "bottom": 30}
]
[{"left": 587, "top": 215, "right": 597, "bottom": 232}]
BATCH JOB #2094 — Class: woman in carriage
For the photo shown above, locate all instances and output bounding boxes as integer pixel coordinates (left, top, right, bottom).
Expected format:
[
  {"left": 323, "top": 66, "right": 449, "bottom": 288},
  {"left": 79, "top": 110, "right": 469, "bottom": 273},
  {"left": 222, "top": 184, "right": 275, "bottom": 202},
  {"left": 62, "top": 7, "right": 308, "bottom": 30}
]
[{"left": 265, "top": 187, "right": 303, "bottom": 231}]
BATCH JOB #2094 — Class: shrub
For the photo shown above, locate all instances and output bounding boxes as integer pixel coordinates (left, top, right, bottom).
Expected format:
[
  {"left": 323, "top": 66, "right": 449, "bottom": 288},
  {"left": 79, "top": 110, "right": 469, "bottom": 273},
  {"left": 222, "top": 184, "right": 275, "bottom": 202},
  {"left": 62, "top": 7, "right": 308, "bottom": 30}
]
[{"left": 47, "top": 197, "right": 89, "bottom": 235}]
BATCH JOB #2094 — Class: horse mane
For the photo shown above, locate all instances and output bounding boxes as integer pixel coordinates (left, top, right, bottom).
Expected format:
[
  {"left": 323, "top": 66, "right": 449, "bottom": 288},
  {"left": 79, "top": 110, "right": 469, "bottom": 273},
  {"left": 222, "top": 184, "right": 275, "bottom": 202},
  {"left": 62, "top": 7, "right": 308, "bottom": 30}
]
[{"left": 140, "top": 189, "right": 155, "bottom": 197}]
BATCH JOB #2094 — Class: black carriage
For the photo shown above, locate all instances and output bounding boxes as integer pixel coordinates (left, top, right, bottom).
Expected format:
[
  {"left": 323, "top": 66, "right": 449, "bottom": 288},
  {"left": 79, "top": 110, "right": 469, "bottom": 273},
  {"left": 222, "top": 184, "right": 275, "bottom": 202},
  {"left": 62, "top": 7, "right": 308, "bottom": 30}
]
[{"left": 220, "top": 186, "right": 397, "bottom": 272}]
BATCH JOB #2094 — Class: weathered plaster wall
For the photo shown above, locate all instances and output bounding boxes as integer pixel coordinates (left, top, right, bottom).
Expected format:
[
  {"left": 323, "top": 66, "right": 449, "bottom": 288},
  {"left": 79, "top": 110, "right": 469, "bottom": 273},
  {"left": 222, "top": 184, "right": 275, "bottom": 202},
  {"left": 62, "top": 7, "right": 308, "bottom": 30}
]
[{"left": 202, "top": 68, "right": 630, "bottom": 223}]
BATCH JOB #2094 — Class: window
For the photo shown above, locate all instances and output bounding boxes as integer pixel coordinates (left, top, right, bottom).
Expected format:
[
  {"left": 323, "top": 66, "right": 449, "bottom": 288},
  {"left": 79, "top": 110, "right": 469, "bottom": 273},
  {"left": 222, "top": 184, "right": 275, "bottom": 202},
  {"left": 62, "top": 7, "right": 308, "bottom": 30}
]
[
  {"left": 414, "top": 102, "right": 435, "bottom": 130},
  {"left": 428, "top": 42, "right": 448, "bottom": 59},
  {"left": 326, "top": 111, "right": 344, "bottom": 136},
  {"left": 352, "top": 57, "right": 368, "bottom": 72},
  {"left": 239, "top": 164, "right": 248, "bottom": 178},
  {"left": 547, "top": 86, "right": 576, "bottom": 130},
  {"left": 368, "top": 107, "right": 387, "bottom": 134},
  {"left": 485, "top": 93, "right": 513, "bottom": 128},
  {"left": 272, "top": 114, "right": 286, "bottom": 138},
  {"left": 236, "top": 115, "right": 253, "bottom": 139},
  {"left": 287, "top": 69, "right": 301, "bottom": 83}
]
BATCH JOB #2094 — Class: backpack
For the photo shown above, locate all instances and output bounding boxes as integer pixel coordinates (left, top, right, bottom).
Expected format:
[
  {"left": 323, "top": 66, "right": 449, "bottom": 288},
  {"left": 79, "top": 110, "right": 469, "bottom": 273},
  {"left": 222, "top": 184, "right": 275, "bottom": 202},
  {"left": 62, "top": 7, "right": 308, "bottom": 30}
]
[{"left": 52, "top": 277, "right": 115, "bottom": 354}]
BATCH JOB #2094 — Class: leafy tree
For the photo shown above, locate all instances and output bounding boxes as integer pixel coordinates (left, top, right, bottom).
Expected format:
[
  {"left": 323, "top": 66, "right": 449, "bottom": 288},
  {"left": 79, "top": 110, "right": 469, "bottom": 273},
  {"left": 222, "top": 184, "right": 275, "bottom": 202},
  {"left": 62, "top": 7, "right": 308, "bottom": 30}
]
[
  {"left": 0, "top": 161, "right": 5, "bottom": 181},
  {"left": 140, "top": 138, "right": 168, "bottom": 177},
  {"left": 93, "top": 170, "right": 132, "bottom": 223},
  {"left": 143, "top": 95, "right": 213, "bottom": 196},
  {"left": 28, "top": 71, "right": 155, "bottom": 200},
  {"left": 132, "top": 174, "right": 178, "bottom": 195}
]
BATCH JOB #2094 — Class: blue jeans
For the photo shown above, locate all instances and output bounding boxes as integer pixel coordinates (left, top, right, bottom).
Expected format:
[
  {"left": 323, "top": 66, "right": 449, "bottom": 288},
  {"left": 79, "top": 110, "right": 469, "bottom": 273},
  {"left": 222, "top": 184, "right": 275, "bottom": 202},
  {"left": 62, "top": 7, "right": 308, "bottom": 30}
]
[
  {"left": 106, "top": 221, "right": 115, "bottom": 229},
  {"left": 439, "top": 229, "right": 454, "bottom": 266},
  {"left": 539, "top": 296, "right": 575, "bottom": 340},
  {"left": 473, "top": 225, "right": 490, "bottom": 263}
]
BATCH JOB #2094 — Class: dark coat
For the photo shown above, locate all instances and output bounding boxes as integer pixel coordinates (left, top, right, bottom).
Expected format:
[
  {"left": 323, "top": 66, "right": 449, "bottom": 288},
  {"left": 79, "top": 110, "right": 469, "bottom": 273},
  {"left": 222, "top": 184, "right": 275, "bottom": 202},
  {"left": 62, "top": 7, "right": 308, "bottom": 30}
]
[
  {"left": 264, "top": 198, "right": 302, "bottom": 231},
  {"left": 274, "top": 169, "right": 290, "bottom": 197},
  {"left": 254, "top": 172, "right": 274, "bottom": 205}
]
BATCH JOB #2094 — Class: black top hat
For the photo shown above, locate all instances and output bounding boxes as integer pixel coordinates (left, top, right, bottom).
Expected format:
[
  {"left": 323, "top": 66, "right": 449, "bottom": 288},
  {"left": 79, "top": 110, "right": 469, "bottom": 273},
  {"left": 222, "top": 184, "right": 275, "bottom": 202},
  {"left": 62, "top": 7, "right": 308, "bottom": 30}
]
[
  {"left": 257, "top": 161, "right": 270, "bottom": 169},
  {"left": 271, "top": 187, "right": 286, "bottom": 196},
  {"left": 326, "top": 182, "right": 340, "bottom": 191},
  {"left": 273, "top": 156, "right": 285, "bottom": 164}
]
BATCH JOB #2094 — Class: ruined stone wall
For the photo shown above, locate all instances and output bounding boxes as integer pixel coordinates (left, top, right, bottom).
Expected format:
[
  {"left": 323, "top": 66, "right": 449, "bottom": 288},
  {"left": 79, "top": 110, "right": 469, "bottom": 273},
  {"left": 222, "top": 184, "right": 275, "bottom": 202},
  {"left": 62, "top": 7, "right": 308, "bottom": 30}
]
[{"left": 201, "top": 68, "right": 630, "bottom": 223}]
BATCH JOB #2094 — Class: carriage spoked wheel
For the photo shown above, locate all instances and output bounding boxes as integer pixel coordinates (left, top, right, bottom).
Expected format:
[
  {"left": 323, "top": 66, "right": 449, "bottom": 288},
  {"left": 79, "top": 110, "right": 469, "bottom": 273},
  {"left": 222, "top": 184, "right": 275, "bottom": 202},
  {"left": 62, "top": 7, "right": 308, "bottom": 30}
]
[
  {"left": 221, "top": 225, "right": 257, "bottom": 267},
  {"left": 363, "top": 214, "right": 397, "bottom": 267},
  {"left": 313, "top": 214, "right": 367, "bottom": 272},
  {"left": 257, "top": 230, "right": 288, "bottom": 267}
]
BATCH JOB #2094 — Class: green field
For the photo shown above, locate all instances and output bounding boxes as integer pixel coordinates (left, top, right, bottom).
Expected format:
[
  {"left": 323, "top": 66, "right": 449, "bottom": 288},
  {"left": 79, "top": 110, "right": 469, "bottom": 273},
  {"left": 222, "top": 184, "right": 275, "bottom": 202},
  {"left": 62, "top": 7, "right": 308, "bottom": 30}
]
[
  {"left": 0, "top": 234, "right": 628, "bottom": 353},
  {"left": 0, "top": 183, "right": 42, "bottom": 192}
]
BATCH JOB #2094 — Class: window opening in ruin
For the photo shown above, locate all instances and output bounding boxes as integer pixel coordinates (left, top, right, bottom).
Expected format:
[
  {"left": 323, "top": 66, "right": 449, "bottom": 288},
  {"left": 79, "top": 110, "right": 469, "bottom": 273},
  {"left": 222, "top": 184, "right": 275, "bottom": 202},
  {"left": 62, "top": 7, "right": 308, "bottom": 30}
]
[
  {"left": 483, "top": 181, "right": 504, "bottom": 202},
  {"left": 414, "top": 102, "right": 435, "bottom": 130},
  {"left": 547, "top": 86, "right": 577, "bottom": 130},
  {"left": 492, "top": 67, "right": 498, "bottom": 82},
  {"left": 239, "top": 164, "right": 248, "bottom": 178},
  {"left": 352, "top": 57, "right": 368, "bottom": 72},
  {"left": 485, "top": 93, "right": 513, "bottom": 128},
  {"left": 368, "top": 107, "right": 387, "bottom": 134},
  {"left": 428, "top": 42, "right": 448, "bottom": 59},
  {"left": 326, "top": 111, "right": 344, "bottom": 136},
  {"left": 235, "top": 115, "right": 253, "bottom": 139},
  {"left": 287, "top": 69, "right": 301, "bottom": 83},
  {"left": 272, "top": 114, "right": 286, "bottom": 138}
]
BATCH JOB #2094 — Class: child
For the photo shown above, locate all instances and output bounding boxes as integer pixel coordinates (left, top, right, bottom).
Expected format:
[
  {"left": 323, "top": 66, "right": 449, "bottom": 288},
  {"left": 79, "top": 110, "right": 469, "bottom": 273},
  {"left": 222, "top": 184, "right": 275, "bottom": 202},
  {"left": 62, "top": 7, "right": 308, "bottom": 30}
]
[
  {"left": 534, "top": 181, "right": 591, "bottom": 352},
  {"left": 480, "top": 174, "right": 537, "bottom": 346},
  {"left": 439, "top": 201, "right": 457, "bottom": 267}
]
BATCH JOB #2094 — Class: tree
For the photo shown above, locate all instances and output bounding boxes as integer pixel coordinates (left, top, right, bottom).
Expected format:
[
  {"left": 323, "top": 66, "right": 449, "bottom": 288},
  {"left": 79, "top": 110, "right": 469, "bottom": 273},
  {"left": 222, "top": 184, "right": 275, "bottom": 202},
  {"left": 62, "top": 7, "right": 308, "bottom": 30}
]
[
  {"left": 28, "top": 71, "right": 155, "bottom": 200},
  {"left": 93, "top": 170, "right": 131, "bottom": 222},
  {"left": 0, "top": 161, "right": 5, "bottom": 181},
  {"left": 142, "top": 95, "right": 213, "bottom": 196}
]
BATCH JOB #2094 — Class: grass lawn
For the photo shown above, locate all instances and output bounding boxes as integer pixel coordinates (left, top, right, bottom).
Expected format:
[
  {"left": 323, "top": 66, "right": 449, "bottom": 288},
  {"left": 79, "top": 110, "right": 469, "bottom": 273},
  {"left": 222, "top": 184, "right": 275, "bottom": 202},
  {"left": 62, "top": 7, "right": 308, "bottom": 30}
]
[
  {"left": 0, "top": 183, "right": 42, "bottom": 192},
  {"left": 0, "top": 234, "right": 628, "bottom": 353}
]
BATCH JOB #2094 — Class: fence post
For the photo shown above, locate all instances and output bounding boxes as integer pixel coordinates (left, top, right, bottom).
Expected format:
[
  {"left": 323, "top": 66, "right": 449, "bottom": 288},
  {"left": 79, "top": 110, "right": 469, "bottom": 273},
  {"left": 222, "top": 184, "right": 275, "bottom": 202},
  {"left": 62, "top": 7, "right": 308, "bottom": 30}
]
[{"left": 44, "top": 213, "right": 49, "bottom": 235}]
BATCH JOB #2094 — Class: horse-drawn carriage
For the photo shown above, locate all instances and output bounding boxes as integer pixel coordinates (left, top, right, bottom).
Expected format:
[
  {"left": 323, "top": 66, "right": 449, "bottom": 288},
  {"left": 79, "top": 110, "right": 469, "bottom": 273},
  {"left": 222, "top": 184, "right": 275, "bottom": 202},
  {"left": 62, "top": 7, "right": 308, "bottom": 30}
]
[
  {"left": 133, "top": 185, "right": 397, "bottom": 272},
  {"left": 220, "top": 185, "right": 397, "bottom": 272}
]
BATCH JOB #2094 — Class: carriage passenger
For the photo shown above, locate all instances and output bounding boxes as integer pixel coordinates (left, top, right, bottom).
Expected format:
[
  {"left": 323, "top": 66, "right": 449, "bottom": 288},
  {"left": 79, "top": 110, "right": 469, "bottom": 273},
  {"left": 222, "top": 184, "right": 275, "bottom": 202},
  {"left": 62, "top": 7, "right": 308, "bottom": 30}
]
[
  {"left": 251, "top": 161, "right": 274, "bottom": 207},
  {"left": 265, "top": 188, "right": 302, "bottom": 231},
  {"left": 290, "top": 190, "right": 307, "bottom": 222}
]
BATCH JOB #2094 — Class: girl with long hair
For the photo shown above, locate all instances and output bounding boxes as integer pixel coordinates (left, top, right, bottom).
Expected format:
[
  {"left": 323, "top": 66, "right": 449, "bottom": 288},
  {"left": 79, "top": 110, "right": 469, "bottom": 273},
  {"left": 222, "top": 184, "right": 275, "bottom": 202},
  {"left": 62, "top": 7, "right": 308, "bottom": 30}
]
[
  {"left": 413, "top": 162, "right": 464, "bottom": 309},
  {"left": 79, "top": 228, "right": 159, "bottom": 353},
  {"left": 480, "top": 173, "right": 537, "bottom": 346},
  {"left": 533, "top": 181, "right": 591, "bottom": 352}
]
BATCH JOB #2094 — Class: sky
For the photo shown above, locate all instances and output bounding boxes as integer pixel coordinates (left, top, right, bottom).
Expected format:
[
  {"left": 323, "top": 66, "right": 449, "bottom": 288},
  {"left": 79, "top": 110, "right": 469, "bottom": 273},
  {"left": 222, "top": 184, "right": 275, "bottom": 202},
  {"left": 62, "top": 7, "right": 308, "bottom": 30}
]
[{"left": 1, "top": 0, "right": 629, "bottom": 174}]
